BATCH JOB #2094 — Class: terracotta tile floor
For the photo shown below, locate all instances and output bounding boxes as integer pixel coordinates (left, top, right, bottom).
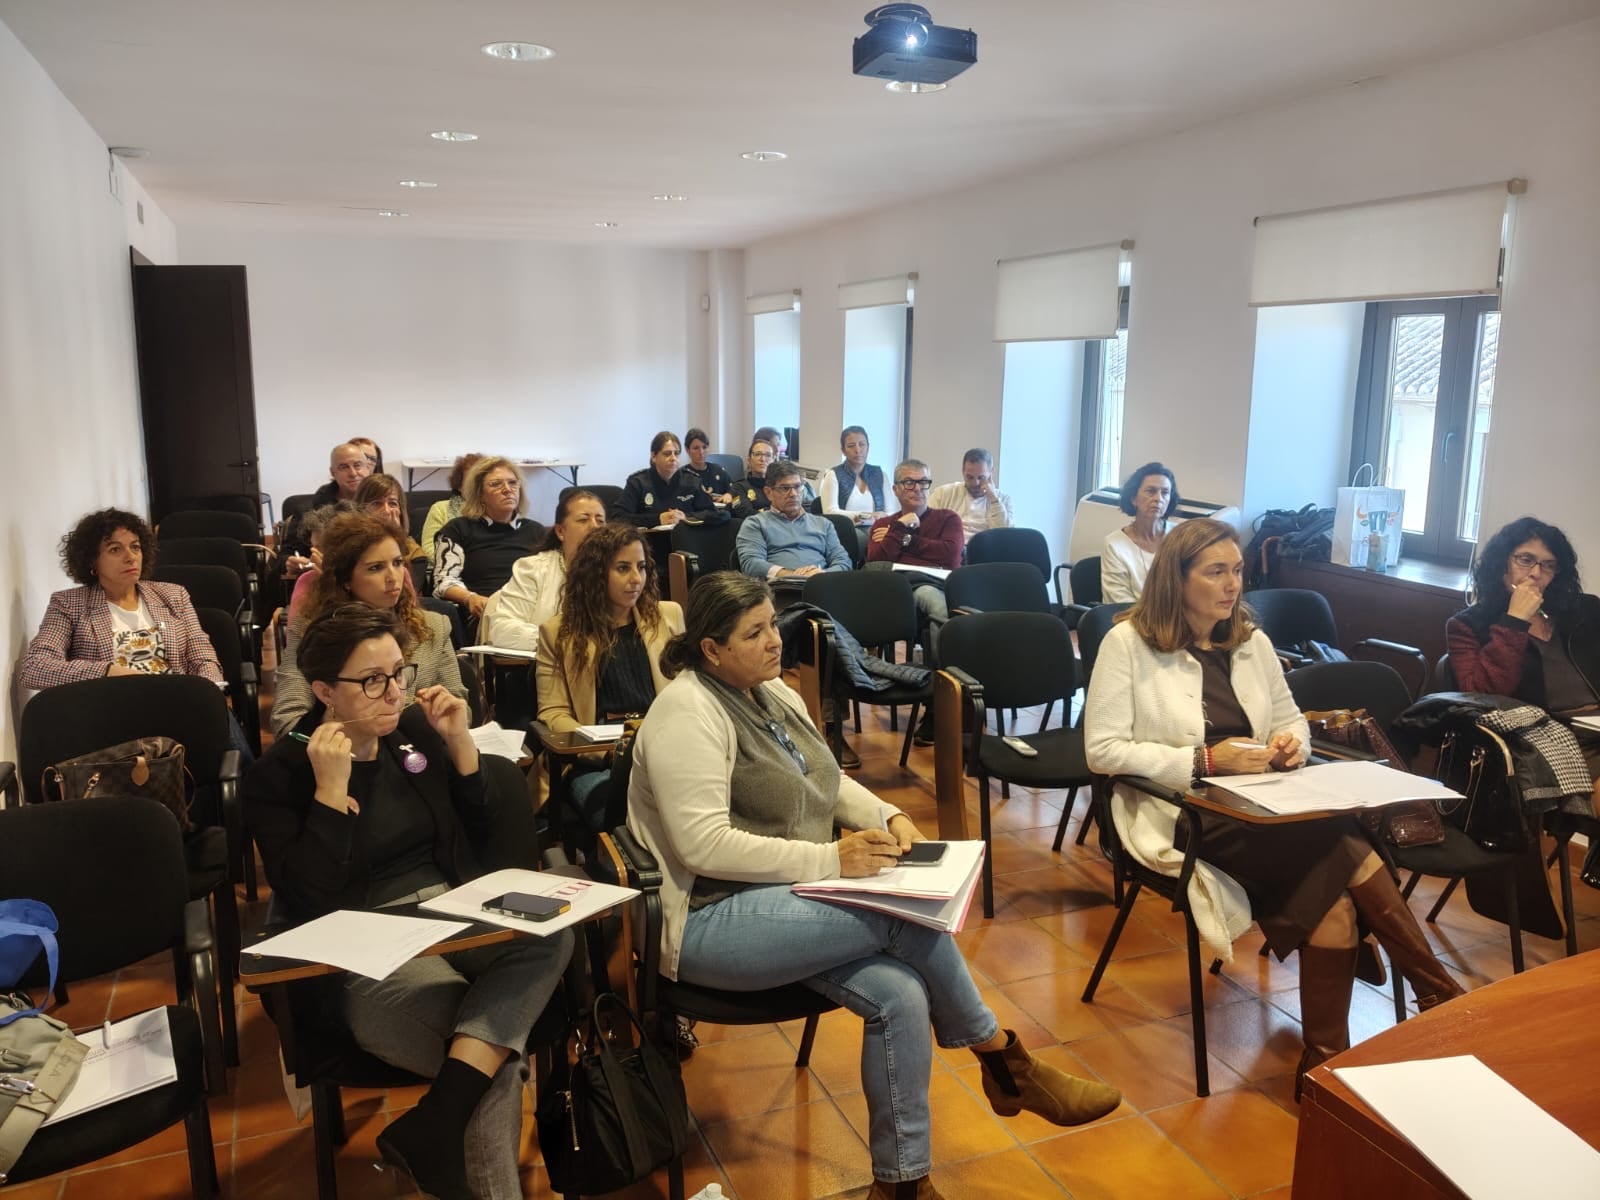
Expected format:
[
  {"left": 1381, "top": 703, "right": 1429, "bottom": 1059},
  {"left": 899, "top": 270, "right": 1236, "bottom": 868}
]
[{"left": 19, "top": 690, "right": 1600, "bottom": 1199}]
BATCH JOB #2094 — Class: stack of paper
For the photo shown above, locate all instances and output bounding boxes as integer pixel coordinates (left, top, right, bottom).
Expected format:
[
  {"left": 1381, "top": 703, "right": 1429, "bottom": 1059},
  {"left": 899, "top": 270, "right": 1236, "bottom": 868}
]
[
  {"left": 793, "top": 841, "right": 985, "bottom": 933},
  {"left": 1569, "top": 713, "right": 1600, "bottom": 733},
  {"left": 890, "top": 563, "right": 952, "bottom": 581},
  {"left": 460, "top": 644, "right": 538, "bottom": 662},
  {"left": 421, "top": 867, "right": 639, "bottom": 937},
  {"left": 469, "top": 721, "right": 530, "bottom": 760},
  {"left": 1202, "top": 759, "right": 1462, "bottom": 815},
  {"left": 247, "top": 911, "right": 470, "bottom": 980},
  {"left": 44, "top": 1009, "right": 178, "bottom": 1125},
  {"left": 575, "top": 724, "right": 625, "bottom": 742}
]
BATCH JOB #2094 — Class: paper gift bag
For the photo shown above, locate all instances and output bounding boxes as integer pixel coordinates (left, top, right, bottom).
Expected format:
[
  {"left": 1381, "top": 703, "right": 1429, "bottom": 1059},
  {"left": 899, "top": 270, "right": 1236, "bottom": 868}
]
[{"left": 1332, "top": 486, "right": 1404, "bottom": 569}]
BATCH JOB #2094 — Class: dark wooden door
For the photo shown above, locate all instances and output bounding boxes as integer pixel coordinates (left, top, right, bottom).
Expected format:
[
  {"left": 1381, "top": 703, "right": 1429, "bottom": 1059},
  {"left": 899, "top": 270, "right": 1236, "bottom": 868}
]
[{"left": 131, "top": 264, "right": 261, "bottom": 521}]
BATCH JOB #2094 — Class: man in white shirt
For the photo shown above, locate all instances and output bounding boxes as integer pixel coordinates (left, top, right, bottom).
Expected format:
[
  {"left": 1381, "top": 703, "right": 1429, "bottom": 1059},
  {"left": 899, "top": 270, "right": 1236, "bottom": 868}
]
[{"left": 928, "top": 448, "right": 1013, "bottom": 543}]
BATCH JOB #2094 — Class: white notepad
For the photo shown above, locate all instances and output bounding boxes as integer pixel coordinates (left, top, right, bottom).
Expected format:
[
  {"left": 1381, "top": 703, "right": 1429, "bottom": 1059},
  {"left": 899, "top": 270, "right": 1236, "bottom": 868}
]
[{"left": 44, "top": 1009, "right": 178, "bottom": 1124}]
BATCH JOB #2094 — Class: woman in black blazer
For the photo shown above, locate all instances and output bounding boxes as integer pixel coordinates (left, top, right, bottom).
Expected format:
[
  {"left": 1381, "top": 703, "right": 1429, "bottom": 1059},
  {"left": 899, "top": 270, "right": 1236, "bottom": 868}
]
[{"left": 245, "top": 604, "right": 570, "bottom": 1200}]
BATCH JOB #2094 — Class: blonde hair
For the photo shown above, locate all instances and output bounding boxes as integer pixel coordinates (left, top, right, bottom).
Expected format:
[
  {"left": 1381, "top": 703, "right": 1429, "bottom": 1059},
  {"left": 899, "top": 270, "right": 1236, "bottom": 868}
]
[
  {"left": 1122, "top": 518, "right": 1254, "bottom": 653},
  {"left": 459, "top": 456, "right": 527, "bottom": 520}
]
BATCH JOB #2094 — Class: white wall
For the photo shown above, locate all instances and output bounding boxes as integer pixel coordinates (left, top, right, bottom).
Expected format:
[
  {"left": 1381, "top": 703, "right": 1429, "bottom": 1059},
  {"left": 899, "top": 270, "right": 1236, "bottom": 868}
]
[
  {"left": 1241, "top": 303, "right": 1365, "bottom": 531},
  {"left": 0, "top": 18, "right": 176, "bottom": 759},
  {"left": 180, "top": 227, "right": 711, "bottom": 522},
  {"left": 742, "top": 19, "right": 1600, "bottom": 567}
]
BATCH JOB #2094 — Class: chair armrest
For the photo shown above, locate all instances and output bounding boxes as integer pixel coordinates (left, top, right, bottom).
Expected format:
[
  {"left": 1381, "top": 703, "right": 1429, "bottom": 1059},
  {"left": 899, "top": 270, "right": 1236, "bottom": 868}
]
[
  {"left": 0, "top": 761, "right": 16, "bottom": 809},
  {"left": 950, "top": 605, "right": 983, "bottom": 618},
  {"left": 240, "top": 662, "right": 258, "bottom": 687},
  {"left": 183, "top": 897, "right": 215, "bottom": 955},
  {"left": 542, "top": 846, "right": 573, "bottom": 871},
  {"left": 1053, "top": 562, "right": 1070, "bottom": 608},
  {"left": 942, "top": 666, "right": 986, "bottom": 777},
  {"left": 1351, "top": 637, "right": 1429, "bottom": 699},
  {"left": 1108, "top": 774, "right": 1187, "bottom": 806},
  {"left": 220, "top": 751, "right": 244, "bottom": 878},
  {"left": 668, "top": 550, "right": 699, "bottom": 607},
  {"left": 609, "top": 826, "right": 663, "bottom": 892}
]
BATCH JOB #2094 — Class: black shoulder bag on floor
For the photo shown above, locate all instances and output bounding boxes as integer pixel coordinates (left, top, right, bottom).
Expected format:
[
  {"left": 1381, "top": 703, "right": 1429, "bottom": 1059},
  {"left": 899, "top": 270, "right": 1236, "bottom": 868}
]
[{"left": 537, "top": 992, "right": 688, "bottom": 1195}]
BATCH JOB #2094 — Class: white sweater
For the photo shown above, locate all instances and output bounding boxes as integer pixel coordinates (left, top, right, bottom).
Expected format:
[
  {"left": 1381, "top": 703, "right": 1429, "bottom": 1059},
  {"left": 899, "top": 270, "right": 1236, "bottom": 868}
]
[
  {"left": 1083, "top": 621, "right": 1310, "bottom": 958},
  {"left": 479, "top": 548, "right": 565, "bottom": 651},
  {"left": 626, "top": 670, "right": 902, "bottom": 979}
]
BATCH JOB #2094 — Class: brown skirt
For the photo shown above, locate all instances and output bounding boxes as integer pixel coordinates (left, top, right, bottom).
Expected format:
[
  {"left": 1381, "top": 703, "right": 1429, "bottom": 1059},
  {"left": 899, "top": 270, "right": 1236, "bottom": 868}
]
[{"left": 1178, "top": 813, "right": 1373, "bottom": 960}]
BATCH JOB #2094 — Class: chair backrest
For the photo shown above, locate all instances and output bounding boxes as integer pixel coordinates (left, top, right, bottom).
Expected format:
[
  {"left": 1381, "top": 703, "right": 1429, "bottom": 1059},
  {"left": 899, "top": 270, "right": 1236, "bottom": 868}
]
[
  {"left": 407, "top": 489, "right": 453, "bottom": 509},
  {"left": 1427, "top": 654, "right": 1457, "bottom": 694},
  {"left": 163, "top": 493, "right": 261, "bottom": 522},
  {"left": 1069, "top": 556, "right": 1103, "bottom": 607},
  {"left": 801, "top": 570, "right": 919, "bottom": 648},
  {"left": 408, "top": 502, "right": 435, "bottom": 539},
  {"left": 1243, "top": 587, "right": 1338, "bottom": 650},
  {"left": 945, "top": 562, "right": 1050, "bottom": 616},
  {"left": 1285, "top": 660, "right": 1414, "bottom": 732},
  {"left": 0, "top": 797, "right": 188, "bottom": 985},
  {"left": 586, "top": 483, "right": 624, "bottom": 512},
  {"left": 938, "top": 612, "right": 1077, "bottom": 710},
  {"left": 420, "top": 595, "right": 468, "bottom": 650},
  {"left": 194, "top": 605, "right": 246, "bottom": 690},
  {"left": 476, "top": 755, "right": 541, "bottom": 870},
  {"left": 966, "top": 527, "right": 1051, "bottom": 585},
  {"left": 156, "top": 534, "right": 251, "bottom": 579},
  {"left": 158, "top": 508, "right": 261, "bottom": 544},
  {"left": 18, "top": 675, "right": 232, "bottom": 807},
  {"left": 1076, "top": 602, "right": 1133, "bottom": 685},
  {"left": 670, "top": 516, "right": 743, "bottom": 572},
  {"left": 150, "top": 563, "right": 244, "bottom": 616},
  {"left": 820, "top": 513, "right": 865, "bottom": 568},
  {"left": 281, "top": 493, "right": 319, "bottom": 523},
  {"left": 706, "top": 453, "right": 744, "bottom": 478}
]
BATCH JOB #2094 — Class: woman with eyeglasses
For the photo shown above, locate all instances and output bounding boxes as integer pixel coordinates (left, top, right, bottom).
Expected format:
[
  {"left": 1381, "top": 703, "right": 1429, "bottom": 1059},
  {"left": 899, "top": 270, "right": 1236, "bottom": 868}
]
[
  {"left": 536, "top": 524, "right": 684, "bottom": 830},
  {"left": 611, "top": 431, "right": 721, "bottom": 529},
  {"left": 433, "top": 457, "right": 546, "bottom": 624},
  {"left": 273, "top": 512, "right": 465, "bottom": 738},
  {"left": 626, "top": 573, "right": 1121, "bottom": 1200},
  {"left": 246, "top": 604, "right": 572, "bottom": 1200},
  {"left": 355, "top": 472, "right": 429, "bottom": 586}
]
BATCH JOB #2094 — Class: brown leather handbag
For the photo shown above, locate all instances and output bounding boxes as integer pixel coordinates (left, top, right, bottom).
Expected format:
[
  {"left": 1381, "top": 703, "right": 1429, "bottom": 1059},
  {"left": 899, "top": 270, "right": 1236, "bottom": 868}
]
[
  {"left": 1304, "top": 708, "right": 1445, "bottom": 848},
  {"left": 46, "top": 737, "right": 191, "bottom": 830}
]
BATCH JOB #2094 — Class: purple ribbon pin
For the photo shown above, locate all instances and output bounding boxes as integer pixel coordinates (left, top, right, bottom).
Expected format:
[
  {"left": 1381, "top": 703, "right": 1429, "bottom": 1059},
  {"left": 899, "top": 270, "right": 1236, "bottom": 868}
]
[{"left": 399, "top": 744, "right": 428, "bottom": 774}]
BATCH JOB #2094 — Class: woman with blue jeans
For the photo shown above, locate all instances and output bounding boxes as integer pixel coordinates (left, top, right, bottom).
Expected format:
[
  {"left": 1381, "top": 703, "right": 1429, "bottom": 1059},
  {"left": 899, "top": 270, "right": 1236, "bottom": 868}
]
[{"left": 627, "top": 574, "right": 1121, "bottom": 1200}]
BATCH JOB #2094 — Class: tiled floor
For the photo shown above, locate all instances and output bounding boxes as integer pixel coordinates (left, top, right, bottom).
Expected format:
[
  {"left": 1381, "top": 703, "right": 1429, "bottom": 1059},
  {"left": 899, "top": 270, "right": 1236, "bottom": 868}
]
[{"left": 17, "top": 692, "right": 1600, "bottom": 1199}]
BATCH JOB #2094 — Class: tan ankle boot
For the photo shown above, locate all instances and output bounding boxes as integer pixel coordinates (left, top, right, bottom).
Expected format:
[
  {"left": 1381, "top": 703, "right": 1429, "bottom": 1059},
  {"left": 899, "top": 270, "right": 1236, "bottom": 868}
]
[
  {"left": 866, "top": 1176, "right": 945, "bottom": 1200},
  {"left": 974, "top": 1031, "right": 1121, "bottom": 1125}
]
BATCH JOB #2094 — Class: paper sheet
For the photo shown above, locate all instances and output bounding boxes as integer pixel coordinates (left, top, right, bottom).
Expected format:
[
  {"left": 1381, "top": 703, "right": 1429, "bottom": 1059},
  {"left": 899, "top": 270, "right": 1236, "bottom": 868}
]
[
  {"left": 460, "top": 644, "right": 538, "bottom": 662},
  {"left": 890, "top": 563, "right": 951, "bottom": 581},
  {"left": 247, "top": 910, "right": 469, "bottom": 980},
  {"left": 1203, "top": 759, "right": 1462, "bottom": 814},
  {"left": 43, "top": 1008, "right": 178, "bottom": 1124},
  {"left": 469, "top": 721, "right": 530, "bottom": 760},
  {"left": 574, "top": 724, "right": 625, "bottom": 742},
  {"left": 793, "top": 841, "right": 985, "bottom": 900},
  {"left": 1333, "top": 1055, "right": 1600, "bottom": 1199},
  {"left": 1569, "top": 713, "right": 1600, "bottom": 733},
  {"left": 420, "top": 868, "right": 638, "bottom": 938}
]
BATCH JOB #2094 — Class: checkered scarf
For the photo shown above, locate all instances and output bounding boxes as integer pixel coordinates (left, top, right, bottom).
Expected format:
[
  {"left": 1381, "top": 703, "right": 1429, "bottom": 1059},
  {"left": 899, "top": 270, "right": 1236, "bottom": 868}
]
[{"left": 1478, "top": 705, "right": 1596, "bottom": 815}]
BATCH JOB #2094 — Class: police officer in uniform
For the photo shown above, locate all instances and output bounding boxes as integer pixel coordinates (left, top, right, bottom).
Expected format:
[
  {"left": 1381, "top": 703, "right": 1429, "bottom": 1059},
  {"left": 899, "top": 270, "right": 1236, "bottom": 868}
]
[
  {"left": 611, "top": 431, "right": 724, "bottom": 528},
  {"left": 730, "top": 438, "right": 777, "bottom": 519}
]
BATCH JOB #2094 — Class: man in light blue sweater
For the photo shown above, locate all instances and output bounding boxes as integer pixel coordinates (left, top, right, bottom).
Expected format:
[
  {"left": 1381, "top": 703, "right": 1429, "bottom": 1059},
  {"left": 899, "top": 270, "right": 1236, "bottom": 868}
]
[{"left": 736, "top": 460, "right": 854, "bottom": 580}]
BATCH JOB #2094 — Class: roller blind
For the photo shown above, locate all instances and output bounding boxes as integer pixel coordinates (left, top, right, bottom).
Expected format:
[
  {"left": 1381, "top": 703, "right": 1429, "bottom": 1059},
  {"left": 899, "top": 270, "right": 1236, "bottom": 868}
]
[
  {"left": 746, "top": 289, "right": 800, "bottom": 315},
  {"left": 1250, "top": 183, "right": 1513, "bottom": 307},
  {"left": 993, "top": 242, "right": 1127, "bottom": 342},
  {"left": 837, "top": 274, "right": 916, "bottom": 310}
]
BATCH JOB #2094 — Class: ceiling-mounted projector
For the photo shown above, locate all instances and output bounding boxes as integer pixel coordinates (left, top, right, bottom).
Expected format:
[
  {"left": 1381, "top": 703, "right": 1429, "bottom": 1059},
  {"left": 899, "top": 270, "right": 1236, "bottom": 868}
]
[{"left": 853, "top": 4, "right": 977, "bottom": 85}]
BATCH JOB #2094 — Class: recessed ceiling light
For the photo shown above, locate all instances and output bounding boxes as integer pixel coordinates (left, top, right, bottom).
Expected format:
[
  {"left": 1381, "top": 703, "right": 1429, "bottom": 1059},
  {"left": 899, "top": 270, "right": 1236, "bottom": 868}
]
[
  {"left": 653, "top": 193, "right": 687, "bottom": 202},
  {"left": 376, "top": 210, "right": 409, "bottom": 218},
  {"left": 741, "top": 150, "right": 787, "bottom": 162},
  {"left": 429, "top": 130, "right": 479, "bottom": 142},
  {"left": 398, "top": 180, "right": 438, "bottom": 189},
  {"left": 593, "top": 221, "right": 619, "bottom": 228},
  {"left": 886, "top": 80, "right": 946, "bottom": 93},
  {"left": 482, "top": 41, "right": 555, "bottom": 61}
]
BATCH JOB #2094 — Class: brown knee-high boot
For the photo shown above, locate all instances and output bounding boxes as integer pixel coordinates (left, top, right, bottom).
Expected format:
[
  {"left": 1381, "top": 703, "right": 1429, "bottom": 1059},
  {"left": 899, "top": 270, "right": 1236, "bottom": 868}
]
[
  {"left": 1348, "top": 870, "right": 1465, "bottom": 1011},
  {"left": 1295, "top": 944, "right": 1355, "bottom": 1101},
  {"left": 866, "top": 1178, "right": 945, "bottom": 1200}
]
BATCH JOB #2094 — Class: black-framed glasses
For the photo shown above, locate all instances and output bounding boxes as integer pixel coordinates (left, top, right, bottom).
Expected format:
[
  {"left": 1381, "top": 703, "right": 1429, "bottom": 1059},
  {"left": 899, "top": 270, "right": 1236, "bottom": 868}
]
[
  {"left": 896, "top": 478, "right": 933, "bottom": 490},
  {"left": 765, "top": 719, "right": 808, "bottom": 775},
  {"left": 768, "top": 482, "right": 805, "bottom": 495},
  {"left": 335, "top": 663, "right": 418, "bottom": 698},
  {"left": 1510, "top": 552, "right": 1559, "bottom": 574}
]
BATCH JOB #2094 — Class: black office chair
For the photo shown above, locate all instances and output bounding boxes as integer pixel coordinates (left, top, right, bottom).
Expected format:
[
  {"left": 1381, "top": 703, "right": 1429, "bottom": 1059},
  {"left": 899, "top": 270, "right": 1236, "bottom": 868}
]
[
  {"left": 0, "top": 798, "right": 221, "bottom": 1191},
  {"left": 705, "top": 452, "right": 745, "bottom": 479},
  {"left": 966, "top": 527, "right": 1069, "bottom": 609},
  {"left": 1245, "top": 588, "right": 1428, "bottom": 694},
  {"left": 821, "top": 512, "right": 867, "bottom": 568},
  {"left": 937, "top": 613, "right": 1090, "bottom": 917},
  {"left": 406, "top": 488, "right": 453, "bottom": 509},
  {"left": 1070, "top": 603, "right": 1135, "bottom": 854},
  {"left": 801, "top": 571, "right": 934, "bottom": 767},
  {"left": 194, "top": 604, "right": 261, "bottom": 757},
  {"left": 945, "top": 562, "right": 1052, "bottom": 618},
  {"left": 585, "top": 483, "right": 624, "bottom": 513},
  {"left": 156, "top": 535, "right": 265, "bottom": 664},
  {"left": 18, "top": 675, "right": 245, "bottom": 1074},
  {"left": 151, "top": 563, "right": 252, "bottom": 664},
  {"left": 667, "top": 516, "right": 744, "bottom": 601},
  {"left": 158, "top": 508, "right": 263, "bottom": 545},
  {"left": 163, "top": 493, "right": 261, "bottom": 522},
  {"left": 1063, "top": 556, "right": 1103, "bottom": 626}
]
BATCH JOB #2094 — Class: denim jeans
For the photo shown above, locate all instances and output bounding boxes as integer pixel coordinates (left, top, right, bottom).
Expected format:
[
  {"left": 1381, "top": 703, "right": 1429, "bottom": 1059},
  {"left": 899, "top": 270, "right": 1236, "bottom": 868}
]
[{"left": 680, "top": 885, "right": 998, "bottom": 1183}]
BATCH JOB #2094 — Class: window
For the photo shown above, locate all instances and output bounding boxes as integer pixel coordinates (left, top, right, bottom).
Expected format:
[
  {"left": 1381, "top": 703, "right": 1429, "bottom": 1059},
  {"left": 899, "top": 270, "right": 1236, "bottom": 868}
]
[
  {"left": 841, "top": 303, "right": 911, "bottom": 461},
  {"left": 1350, "top": 296, "right": 1499, "bottom": 562},
  {"left": 752, "top": 308, "right": 801, "bottom": 442},
  {"left": 999, "top": 341, "right": 1081, "bottom": 566},
  {"left": 1076, "top": 287, "right": 1130, "bottom": 497}
]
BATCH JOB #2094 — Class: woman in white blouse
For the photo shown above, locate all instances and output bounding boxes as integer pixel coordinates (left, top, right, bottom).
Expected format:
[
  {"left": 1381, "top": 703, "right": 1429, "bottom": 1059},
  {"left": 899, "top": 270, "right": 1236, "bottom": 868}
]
[
  {"left": 1100, "top": 462, "right": 1179, "bottom": 603},
  {"left": 478, "top": 489, "right": 607, "bottom": 651},
  {"left": 820, "top": 425, "right": 888, "bottom": 527}
]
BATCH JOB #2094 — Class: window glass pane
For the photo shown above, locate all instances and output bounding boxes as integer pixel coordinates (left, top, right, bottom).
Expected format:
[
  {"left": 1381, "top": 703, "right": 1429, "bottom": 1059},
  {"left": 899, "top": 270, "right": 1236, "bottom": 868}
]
[
  {"left": 1001, "top": 341, "right": 1078, "bottom": 566},
  {"left": 1457, "top": 311, "right": 1499, "bottom": 543},
  {"left": 1094, "top": 329, "right": 1128, "bottom": 490},
  {"left": 842, "top": 304, "right": 907, "bottom": 459},
  {"left": 1382, "top": 313, "right": 1445, "bottom": 534},
  {"left": 753, "top": 309, "right": 801, "bottom": 437}
]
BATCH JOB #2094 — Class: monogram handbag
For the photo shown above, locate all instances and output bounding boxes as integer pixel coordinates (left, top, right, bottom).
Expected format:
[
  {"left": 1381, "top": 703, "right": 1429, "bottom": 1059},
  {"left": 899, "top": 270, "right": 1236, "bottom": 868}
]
[
  {"left": 537, "top": 992, "right": 688, "bottom": 1195},
  {"left": 46, "top": 737, "right": 191, "bottom": 831},
  {"left": 1305, "top": 708, "right": 1446, "bottom": 848}
]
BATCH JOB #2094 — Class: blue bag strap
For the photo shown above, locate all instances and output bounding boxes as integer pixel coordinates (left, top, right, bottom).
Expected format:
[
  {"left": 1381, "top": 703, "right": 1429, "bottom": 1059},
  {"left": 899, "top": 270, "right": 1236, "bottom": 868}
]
[{"left": 0, "top": 899, "right": 61, "bottom": 1025}]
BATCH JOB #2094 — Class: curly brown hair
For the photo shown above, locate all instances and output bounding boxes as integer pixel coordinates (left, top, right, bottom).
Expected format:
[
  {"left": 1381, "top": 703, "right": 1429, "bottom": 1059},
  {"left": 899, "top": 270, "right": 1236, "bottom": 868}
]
[
  {"left": 557, "top": 523, "right": 662, "bottom": 677},
  {"left": 296, "top": 513, "right": 427, "bottom": 651},
  {"left": 59, "top": 508, "right": 155, "bottom": 586}
]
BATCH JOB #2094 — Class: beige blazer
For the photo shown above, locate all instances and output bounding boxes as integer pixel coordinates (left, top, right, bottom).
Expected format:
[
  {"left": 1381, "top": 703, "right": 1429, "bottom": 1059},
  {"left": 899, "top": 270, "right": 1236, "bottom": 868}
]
[{"left": 535, "top": 601, "right": 685, "bottom": 732}]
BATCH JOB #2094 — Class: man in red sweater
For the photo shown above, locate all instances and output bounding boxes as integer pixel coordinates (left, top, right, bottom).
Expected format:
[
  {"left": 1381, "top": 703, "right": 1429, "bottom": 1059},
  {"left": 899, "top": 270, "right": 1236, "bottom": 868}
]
[{"left": 868, "top": 459, "right": 964, "bottom": 744}]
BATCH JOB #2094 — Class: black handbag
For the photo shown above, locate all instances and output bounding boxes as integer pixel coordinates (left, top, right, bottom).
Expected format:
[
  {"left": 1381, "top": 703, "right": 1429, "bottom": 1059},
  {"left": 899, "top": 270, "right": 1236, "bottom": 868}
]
[{"left": 536, "top": 992, "right": 688, "bottom": 1195}]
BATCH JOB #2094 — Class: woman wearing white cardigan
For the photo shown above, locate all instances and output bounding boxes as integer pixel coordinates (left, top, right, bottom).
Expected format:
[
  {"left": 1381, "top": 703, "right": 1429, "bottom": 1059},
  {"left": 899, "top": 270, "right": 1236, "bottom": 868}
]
[{"left": 1084, "top": 519, "right": 1462, "bottom": 1096}]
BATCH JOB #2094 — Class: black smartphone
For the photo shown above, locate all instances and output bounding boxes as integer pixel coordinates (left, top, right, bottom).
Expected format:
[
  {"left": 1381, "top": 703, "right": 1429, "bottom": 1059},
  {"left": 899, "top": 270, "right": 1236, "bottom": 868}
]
[
  {"left": 897, "top": 841, "right": 948, "bottom": 867},
  {"left": 481, "top": 891, "right": 570, "bottom": 921}
]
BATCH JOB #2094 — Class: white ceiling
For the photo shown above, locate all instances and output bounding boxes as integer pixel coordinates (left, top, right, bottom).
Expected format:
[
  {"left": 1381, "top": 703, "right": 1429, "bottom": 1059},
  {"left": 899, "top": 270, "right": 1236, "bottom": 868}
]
[{"left": 4, "top": 0, "right": 1595, "bottom": 249}]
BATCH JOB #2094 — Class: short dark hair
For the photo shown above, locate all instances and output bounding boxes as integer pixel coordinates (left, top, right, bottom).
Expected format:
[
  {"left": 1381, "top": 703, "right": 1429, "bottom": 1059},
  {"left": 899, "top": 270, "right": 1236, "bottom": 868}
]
[
  {"left": 540, "top": 488, "right": 605, "bottom": 552},
  {"left": 840, "top": 425, "right": 868, "bottom": 450},
  {"left": 753, "top": 426, "right": 784, "bottom": 449},
  {"left": 1472, "top": 516, "right": 1582, "bottom": 623},
  {"left": 354, "top": 473, "right": 408, "bottom": 533},
  {"left": 962, "top": 448, "right": 993, "bottom": 468},
  {"left": 660, "top": 573, "right": 773, "bottom": 678},
  {"left": 765, "top": 460, "right": 804, "bottom": 488},
  {"left": 1118, "top": 462, "right": 1181, "bottom": 517},
  {"left": 650, "top": 431, "right": 681, "bottom": 456},
  {"left": 684, "top": 428, "right": 710, "bottom": 450},
  {"left": 297, "top": 603, "right": 407, "bottom": 687},
  {"left": 60, "top": 508, "right": 154, "bottom": 586}
]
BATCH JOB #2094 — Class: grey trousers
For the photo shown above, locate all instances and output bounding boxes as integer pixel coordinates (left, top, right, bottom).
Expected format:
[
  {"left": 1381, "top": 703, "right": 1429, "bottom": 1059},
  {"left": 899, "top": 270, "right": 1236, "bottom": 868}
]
[{"left": 344, "top": 897, "right": 574, "bottom": 1200}]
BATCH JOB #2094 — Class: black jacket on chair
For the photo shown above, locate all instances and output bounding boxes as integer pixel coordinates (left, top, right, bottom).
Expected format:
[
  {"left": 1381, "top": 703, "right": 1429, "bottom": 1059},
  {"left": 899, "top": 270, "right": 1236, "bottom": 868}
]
[{"left": 244, "top": 705, "right": 489, "bottom": 922}]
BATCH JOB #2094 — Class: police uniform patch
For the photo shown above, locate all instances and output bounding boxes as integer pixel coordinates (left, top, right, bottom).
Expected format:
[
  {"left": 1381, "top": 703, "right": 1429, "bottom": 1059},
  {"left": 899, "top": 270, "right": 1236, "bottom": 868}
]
[
  {"left": 644, "top": 492, "right": 654, "bottom": 506},
  {"left": 747, "top": 488, "right": 757, "bottom": 500}
]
